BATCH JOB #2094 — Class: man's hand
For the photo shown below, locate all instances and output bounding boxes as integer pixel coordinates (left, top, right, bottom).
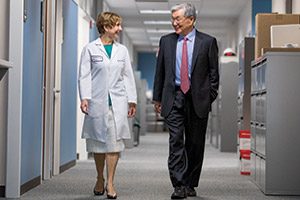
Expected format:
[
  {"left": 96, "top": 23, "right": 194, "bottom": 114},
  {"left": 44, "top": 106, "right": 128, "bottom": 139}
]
[
  {"left": 128, "top": 103, "right": 136, "bottom": 118},
  {"left": 153, "top": 101, "right": 161, "bottom": 114},
  {"left": 80, "top": 99, "right": 89, "bottom": 115}
]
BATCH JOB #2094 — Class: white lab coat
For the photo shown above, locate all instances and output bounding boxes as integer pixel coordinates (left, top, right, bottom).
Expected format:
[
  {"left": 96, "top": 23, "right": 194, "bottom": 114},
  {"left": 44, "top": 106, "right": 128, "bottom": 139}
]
[{"left": 78, "top": 38, "right": 137, "bottom": 142}]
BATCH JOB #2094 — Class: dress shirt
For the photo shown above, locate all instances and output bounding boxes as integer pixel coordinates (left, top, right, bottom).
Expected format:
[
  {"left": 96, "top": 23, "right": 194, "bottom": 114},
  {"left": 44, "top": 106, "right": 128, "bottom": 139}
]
[{"left": 175, "top": 28, "right": 196, "bottom": 86}]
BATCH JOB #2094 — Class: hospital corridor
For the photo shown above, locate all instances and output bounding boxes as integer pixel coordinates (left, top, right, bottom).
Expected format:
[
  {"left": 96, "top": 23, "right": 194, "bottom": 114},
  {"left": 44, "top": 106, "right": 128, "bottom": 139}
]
[{"left": 1, "top": 0, "right": 300, "bottom": 199}]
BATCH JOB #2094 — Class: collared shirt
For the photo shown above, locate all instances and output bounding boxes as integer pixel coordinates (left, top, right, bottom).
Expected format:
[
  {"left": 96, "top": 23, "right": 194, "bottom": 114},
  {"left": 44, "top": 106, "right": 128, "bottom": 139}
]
[{"left": 175, "top": 28, "right": 196, "bottom": 86}]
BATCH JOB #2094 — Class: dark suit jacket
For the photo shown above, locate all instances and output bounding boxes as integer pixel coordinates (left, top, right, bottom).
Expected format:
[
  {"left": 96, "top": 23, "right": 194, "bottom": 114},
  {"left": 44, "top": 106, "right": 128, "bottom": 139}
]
[{"left": 153, "top": 30, "right": 219, "bottom": 118}]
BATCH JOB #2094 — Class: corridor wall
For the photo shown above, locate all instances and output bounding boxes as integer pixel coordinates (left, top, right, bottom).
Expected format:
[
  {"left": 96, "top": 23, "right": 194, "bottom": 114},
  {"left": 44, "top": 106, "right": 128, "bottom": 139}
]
[
  {"left": 90, "top": 23, "right": 98, "bottom": 42},
  {"left": 60, "top": 0, "right": 78, "bottom": 169},
  {"left": 21, "top": 0, "right": 43, "bottom": 193},
  {"left": 0, "top": 0, "right": 9, "bottom": 196},
  {"left": 137, "top": 52, "right": 156, "bottom": 91}
]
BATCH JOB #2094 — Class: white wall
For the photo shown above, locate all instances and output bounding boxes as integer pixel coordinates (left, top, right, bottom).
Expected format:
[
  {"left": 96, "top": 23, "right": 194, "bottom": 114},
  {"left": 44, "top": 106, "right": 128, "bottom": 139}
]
[
  {"left": 76, "top": 7, "right": 90, "bottom": 160},
  {"left": 227, "top": 21, "right": 238, "bottom": 53},
  {"left": 293, "top": 0, "right": 300, "bottom": 13},
  {"left": 0, "top": 0, "right": 9, "bottom": 188},
  {"left": 122, "top": 31, "right": 136, "bottom": 69},
  {"left": 103, "top": 0, "right": 136, "bottom": 67},
  {"left": 237, "top": 0, "right": 252, "bottom": 46},
  {"left": 0, "top": 0, "right": 9, "bottom": 60},
  {"left": 272, "top": 0, "right": 286, "bottom": 13}
]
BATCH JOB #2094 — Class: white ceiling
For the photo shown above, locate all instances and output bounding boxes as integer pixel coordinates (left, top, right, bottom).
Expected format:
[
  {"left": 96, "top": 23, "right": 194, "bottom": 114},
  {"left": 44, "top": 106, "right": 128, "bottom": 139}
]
[{"left": 104, "top": 0, "right": 249, "bottom": 52}]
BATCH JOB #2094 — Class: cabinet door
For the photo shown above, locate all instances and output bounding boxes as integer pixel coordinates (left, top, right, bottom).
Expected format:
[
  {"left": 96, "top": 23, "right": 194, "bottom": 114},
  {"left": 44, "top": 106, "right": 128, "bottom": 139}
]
[
  {"left": 250, "top": 153, "right": 256, "bottom": 181},
  {"left": 250, "top": 123, "right": 256, "bottom": 150},
  {"left": 260, "top": 158, "right": 266, "bottom": 192}
]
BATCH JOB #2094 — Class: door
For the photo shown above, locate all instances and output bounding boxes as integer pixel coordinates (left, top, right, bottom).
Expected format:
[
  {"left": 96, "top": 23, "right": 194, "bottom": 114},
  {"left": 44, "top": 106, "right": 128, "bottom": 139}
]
[
  {"left": 21, "top": 0, "right": 44, "bottom": 187},
  {"left": 42, "top": 0, "right": 61, "bottom": 179}
]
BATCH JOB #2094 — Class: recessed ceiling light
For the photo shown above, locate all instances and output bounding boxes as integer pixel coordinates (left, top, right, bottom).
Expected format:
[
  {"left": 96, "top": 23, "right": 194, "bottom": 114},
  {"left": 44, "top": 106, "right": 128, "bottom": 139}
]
[
  {"left": 140, "top": 10, "right": 170, "bottom": 14},
  {"left": 144, "top": 21, "right": 171, "bottom": 25}
]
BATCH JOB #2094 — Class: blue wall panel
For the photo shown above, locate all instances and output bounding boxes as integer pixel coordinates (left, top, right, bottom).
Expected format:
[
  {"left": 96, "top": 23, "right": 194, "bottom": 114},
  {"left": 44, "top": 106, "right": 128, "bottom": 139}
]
[
  {"left": 252, "top": 0, "right": 272, "bottom": 35},
  {"left": 21, "top": 0, "right": 43, "bottom": 184},
  {"left": 137, "top": 52, "right": 156, "bottom": 90},
  {"left": 60, "top": 0, "right": 78, "bottom": 166},
  {"left": 90, "top": 23, "right": 99, "bottom": 42}
]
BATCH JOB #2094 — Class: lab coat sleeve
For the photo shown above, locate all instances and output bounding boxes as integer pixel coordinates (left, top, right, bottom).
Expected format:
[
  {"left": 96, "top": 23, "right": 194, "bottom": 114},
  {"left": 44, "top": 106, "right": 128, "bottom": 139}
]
[
  {"left": 78, "top": 46, "right": 92, "bottom": 100},
  {"left": 123, "top": 48, "right": 137, "bottom": 104}
]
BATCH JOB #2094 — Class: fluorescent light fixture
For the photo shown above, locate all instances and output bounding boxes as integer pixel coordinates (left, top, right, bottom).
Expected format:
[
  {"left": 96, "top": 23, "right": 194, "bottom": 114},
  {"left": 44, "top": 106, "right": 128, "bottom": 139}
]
[
  {"left": 149, "top": 37, "right": 161, "bottom": 41},
  {"left": 147, "top": 29, "right": 173, "bottom": 33},
  {"left": 144, "top": 21, "right": 171, "bottom": 25},
  {"left": 136, "top": 0, "right": 168, "bottom": 2},
  {"left": 140, "top": 10, "right": 170, "bottom": 14}
]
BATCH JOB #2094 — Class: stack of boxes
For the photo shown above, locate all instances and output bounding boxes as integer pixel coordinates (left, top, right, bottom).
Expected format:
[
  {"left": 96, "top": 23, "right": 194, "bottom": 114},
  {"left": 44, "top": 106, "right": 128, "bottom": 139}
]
[
  {"left": 255, "top": 13, "right": 300, "bottom": 59},
  {"left": 239, "top": 130, "right": 251, "bottom": 175}
]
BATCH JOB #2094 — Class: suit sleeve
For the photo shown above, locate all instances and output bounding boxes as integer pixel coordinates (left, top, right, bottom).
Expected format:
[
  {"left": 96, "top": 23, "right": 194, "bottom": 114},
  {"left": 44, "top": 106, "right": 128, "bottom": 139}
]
[
  {"left": 208, "top": 38, "right": 219, "bottom": 103},
  {"left": 152, "top": 37, "right": 165, "bottom": 102},
  {"left": 78, "top": 46, "right": 92, "bottom": 100}
]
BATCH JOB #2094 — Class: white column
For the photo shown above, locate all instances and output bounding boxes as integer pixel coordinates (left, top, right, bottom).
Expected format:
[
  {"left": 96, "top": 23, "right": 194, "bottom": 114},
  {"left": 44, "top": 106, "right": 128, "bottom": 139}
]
[
  {"left": 43, "top": 0, "right": 56, "bottom": 180},
  {"left": 272, "top": 0, "right": 286, "bottom": 13},
  {"left": 6, "top": 0, "right": 23, "bottom": 198}
]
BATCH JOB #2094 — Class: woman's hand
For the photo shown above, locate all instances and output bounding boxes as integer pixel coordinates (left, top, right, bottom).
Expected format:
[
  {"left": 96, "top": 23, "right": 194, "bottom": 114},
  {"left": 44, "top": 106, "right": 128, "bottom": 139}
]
[
  {"left": 128, "top": 103, "right": 136, "bottom": 118},
  {"left": 80, "top": 99, "right": 89, "bottom": 115}
]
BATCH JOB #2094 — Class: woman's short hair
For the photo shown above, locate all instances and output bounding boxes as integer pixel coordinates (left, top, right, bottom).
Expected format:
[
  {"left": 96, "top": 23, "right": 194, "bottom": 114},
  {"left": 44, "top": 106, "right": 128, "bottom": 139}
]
[{"left": 96, "top": 12, "right": 122, "bottom": 34}]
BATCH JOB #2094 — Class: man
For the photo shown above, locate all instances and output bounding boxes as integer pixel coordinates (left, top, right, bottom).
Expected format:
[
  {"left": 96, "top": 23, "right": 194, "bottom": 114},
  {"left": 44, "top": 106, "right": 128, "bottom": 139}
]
[{"left": 153, "top": 3, "right": 219, "bottom": 199}]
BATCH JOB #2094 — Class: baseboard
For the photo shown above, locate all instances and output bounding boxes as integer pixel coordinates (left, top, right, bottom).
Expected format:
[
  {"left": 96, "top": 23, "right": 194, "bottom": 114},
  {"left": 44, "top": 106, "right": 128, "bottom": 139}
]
[
  {"left": 59, "top": 159, "right": 76, "bottom": 174},
  {"left": 0, "top": 185, "right": 5, "bottom": 197},
  {"left": 20, "top": 176, "right": 41, "bottom": 195}
]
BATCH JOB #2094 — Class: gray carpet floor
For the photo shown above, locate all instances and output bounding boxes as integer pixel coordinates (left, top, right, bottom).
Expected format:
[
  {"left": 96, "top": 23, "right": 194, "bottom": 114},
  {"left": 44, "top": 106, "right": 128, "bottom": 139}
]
[{"left": 3, "top": 133, "right": 300, "bottom": 200}]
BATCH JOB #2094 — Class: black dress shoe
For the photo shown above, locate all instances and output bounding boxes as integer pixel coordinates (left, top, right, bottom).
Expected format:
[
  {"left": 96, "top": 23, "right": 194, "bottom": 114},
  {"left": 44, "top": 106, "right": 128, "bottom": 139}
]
[
  {"left": 93, "top": 188, "right": 104, "bottom": 196},
  {"left": 93, "top": 178, "right": 105, "bottom": 196},
  {"left": 171, "top": 186, "right": 186, "bottom": 199},
  {"left": 185, "top": 187, "right": 197, "bottom": 197}
]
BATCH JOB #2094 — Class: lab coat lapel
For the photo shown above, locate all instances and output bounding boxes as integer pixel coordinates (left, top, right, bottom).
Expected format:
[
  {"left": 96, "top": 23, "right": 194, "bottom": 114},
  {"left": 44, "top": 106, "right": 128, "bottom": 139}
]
[
  {"left": 95, "top": 38, "right": 109, "bottom": 59},
  {"left": 110, "top": 42, "right": 120, "bottom": 61}
]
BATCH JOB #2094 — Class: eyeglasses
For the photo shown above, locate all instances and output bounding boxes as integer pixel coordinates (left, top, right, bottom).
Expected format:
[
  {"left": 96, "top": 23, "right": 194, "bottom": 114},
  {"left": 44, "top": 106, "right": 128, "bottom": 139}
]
[{"left": 171, "top": 16, "right": 186, "bottom": 23}]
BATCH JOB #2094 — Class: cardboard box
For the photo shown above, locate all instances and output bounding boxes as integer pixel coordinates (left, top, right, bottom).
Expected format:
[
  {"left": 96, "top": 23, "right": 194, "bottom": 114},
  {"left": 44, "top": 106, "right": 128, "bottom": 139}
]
[
  {"left": 255, "top": 13, "right": 300, "bottom": 59},
  {"left": 261, "top": 47, "right": 300, "bottom": 55},
  {"left": 270, "top": 24, "right": 300, "bottom": 47}
]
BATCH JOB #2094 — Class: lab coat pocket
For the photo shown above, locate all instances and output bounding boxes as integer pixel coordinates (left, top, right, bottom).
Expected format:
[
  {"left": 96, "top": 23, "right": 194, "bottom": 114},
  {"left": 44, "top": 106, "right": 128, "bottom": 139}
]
[
  {"left": 91, "top": 55, "right": 104, "bottom": 68},
  {"left": 87, "top": 99, "right": 104, "bottom": 118},
  {"left": 91, "top": 55, "right": 103, "bottom": 62}
]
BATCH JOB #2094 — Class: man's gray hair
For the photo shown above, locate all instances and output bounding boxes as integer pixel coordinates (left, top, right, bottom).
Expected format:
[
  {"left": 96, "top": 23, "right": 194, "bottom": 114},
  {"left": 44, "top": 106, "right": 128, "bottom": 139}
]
[{"left": 171, "top": 3, "right": 197, "bottom": 20}]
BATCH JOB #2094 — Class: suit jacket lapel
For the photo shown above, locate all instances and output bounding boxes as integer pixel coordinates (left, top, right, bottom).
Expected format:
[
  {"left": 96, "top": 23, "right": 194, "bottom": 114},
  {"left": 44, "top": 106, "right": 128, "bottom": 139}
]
[{"left": 191, "top": 31, "right": 202, "bottom": 73}]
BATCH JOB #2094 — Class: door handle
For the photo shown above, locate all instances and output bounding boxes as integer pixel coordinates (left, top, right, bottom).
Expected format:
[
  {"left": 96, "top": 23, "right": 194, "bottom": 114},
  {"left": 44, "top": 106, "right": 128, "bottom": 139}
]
[{"left": 53, "top": 89, "right": 61, "bottom": 93}]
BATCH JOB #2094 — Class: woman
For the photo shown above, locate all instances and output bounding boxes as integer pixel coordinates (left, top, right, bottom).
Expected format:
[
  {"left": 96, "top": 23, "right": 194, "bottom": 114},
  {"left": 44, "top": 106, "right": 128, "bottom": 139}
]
[{"left": 78, "top": 12, "right": 137, "bottom": 199}]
